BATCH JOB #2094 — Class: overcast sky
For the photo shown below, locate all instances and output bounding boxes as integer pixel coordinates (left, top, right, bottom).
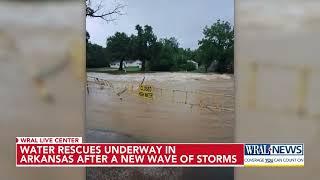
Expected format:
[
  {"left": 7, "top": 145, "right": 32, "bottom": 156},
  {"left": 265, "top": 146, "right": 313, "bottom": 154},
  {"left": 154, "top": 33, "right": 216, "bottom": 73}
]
[{"left": 86, "top": 0, "right": 234, "bottom": 49}]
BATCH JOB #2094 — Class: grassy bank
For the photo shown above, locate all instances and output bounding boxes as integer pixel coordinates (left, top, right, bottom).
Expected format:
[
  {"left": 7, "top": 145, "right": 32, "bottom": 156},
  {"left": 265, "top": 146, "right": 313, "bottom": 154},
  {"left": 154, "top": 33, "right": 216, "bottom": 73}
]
[
  {"left": 87, "top": 67, "right": 145, "bottom": 74},
  {"left": 86, "top": 67, "right": 208, "bottom": 75}
]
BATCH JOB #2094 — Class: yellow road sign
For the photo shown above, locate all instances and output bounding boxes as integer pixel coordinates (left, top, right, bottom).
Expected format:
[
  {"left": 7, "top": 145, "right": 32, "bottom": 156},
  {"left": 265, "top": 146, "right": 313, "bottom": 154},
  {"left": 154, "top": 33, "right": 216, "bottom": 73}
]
[{"left": 138, "top": 85, "right": 153, "bottom": 99}]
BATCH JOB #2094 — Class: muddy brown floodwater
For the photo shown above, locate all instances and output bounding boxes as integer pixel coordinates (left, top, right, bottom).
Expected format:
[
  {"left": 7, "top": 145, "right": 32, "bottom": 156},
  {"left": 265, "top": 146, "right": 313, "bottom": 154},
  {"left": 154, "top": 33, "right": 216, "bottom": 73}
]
[
  {"left": 86, "top": 72, "right": 234, "bottom": 143},
  {"left": 86, "top": 72, "right": 235, "bottom": 180}
]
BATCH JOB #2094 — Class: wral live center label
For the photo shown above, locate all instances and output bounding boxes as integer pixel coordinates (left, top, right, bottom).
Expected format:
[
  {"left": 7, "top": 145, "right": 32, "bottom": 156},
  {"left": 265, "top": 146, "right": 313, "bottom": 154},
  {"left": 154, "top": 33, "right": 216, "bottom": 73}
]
[{"left": 244, "top": 144, "right": 304, "bottom": 167}]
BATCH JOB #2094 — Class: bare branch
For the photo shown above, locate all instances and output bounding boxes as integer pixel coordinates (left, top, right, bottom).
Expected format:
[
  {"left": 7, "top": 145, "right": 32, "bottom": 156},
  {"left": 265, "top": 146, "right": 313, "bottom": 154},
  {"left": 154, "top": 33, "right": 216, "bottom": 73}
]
[{"left": 86, "top": 0, "right": 126, "bottom": 22}]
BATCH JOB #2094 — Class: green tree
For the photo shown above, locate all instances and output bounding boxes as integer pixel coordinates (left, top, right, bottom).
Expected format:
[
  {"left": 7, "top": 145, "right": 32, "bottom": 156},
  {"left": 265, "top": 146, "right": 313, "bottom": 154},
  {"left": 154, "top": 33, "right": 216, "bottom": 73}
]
[
  {"left": 106, "top": 32, "right": 131, "bottom": 70},
  {"left": 174, "top": 48, "right": 197, "bottom": 71},
  {"left": 184, "top": 48, "right": 197, "bottom": 61},
  {"left": 198, "top": 19, "right": 234, "bottom": 73},
  {"left": 133, "top": 25, "right": 157, "bottom": 71},
  {"left": 149, "top": 37, "right": 180, "bottom": 71},
  {"left": 86, "top": 31, "right": 109, "bottom": 68},
  {"left": 86, "top": 43, "right": 108, "bottom": 68},
  {"left": 197, "top": 42, "right": 217, "bottom": 72}
]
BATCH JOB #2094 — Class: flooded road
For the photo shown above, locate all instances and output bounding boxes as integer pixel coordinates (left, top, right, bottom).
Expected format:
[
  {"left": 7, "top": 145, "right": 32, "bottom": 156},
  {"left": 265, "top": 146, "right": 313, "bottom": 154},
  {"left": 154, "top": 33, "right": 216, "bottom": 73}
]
[
  {"left": 86, "top": 72, "right": 235, "bottom": 180},
  {"left": 86, "top": 72, "right": 235, "bottom": 143}
]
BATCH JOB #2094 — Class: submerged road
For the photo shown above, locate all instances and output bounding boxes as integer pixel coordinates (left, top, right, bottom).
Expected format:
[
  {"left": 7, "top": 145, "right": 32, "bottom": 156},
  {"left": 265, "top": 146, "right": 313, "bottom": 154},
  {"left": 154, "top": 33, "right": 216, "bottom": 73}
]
[{"left": 86, "top": 128, "right": 233, "bottom": 180}]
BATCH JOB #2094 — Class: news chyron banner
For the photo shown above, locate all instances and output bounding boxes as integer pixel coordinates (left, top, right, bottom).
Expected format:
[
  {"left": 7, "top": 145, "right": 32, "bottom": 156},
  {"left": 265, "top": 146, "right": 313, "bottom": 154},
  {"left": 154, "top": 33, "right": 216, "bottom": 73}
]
[{"left": 16, "top": 137, "right": 304, "bottom": 167}]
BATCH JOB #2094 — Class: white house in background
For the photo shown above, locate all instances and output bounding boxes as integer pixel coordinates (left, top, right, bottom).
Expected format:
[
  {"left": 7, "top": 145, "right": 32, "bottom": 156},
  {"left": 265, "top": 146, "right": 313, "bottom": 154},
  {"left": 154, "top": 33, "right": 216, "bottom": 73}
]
[
  {"left": 126, "top": 60, "right": 142, "bottom": 69},
  {"left": 110, "top": 61, "right": 121, "bottom": 69},
  {"left": 187, "top": 60, "right": 199, "bottom": 70},
  {"left": 110, "top": 60, "right": 142, "bottom": 69}
]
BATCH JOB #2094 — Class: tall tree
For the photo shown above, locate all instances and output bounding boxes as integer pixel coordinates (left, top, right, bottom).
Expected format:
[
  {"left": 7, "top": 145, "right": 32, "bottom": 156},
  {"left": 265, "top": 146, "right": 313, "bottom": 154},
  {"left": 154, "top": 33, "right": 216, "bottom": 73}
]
[
  {"left": 198, "top": 19, "right": 234, "bottom": 73},
  {"left": 133, "top": 25, "right": 157, "bottom": 71},
  {"left": 86, "top": 31, "right": 109, "bottom": 68},
  {"left": 155, "top": 37, "right": 179, "bottom": 71},
  {"left": 106, "top": 32, "right": 131, "bottom": 70}
]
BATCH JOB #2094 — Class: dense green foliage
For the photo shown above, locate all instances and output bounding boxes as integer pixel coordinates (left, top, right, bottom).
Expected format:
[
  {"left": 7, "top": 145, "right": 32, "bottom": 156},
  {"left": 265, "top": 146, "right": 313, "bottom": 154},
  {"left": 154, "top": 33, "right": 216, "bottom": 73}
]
[
  {"left": 86, "top": 19, "right": 234, "bottom": 73},
  {"left": 106, "top": 32, "right": 131, "bottom": 70},
  {"left": 198, "top": 20, "right": 234, "bottom": 73},
  {"left": 132, "top": 25, "right": 157, "bottom": 71},
  {"left": 86, "top": 31, "right": 109, "bottom": 68}
]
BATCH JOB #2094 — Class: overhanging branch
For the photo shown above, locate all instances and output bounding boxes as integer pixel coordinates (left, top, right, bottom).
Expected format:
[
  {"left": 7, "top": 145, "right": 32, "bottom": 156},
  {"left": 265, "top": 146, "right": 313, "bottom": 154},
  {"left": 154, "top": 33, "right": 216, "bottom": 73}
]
[{"left": 86, "top": 0, "right": 126, "bottom": 22}]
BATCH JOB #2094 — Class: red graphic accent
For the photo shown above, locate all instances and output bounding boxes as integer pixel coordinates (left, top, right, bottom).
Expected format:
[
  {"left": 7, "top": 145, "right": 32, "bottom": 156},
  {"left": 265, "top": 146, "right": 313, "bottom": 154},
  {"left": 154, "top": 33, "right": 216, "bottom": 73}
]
[{"left": 16, "top": 143, "right": 244, "bottom": 167}]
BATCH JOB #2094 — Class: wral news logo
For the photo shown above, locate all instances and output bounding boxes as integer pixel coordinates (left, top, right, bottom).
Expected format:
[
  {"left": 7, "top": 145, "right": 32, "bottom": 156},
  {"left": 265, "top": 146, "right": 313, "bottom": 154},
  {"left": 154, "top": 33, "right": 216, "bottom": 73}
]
[
  {"left": 244, "top": 144, "right": 304, "bottom": 167},
  {"left": 245, "top": 144, "right": 304, "bottom": 155}
]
